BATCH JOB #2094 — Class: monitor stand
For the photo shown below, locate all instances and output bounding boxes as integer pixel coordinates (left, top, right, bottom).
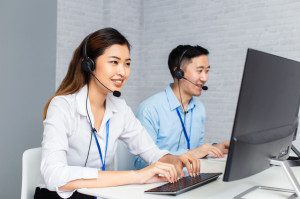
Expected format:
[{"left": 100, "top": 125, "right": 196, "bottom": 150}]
[
  {"left": 288, "top": 145, "right": 300, "bottom": 167},
  {"left": 291, "top": 145, "right": 300, "bottom": 158},
  {"left": 234, "top": 159, "right": 300, "bottom": 199}
]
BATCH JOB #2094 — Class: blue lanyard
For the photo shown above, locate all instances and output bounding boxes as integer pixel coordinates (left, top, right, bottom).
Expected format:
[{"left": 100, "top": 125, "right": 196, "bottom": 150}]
[
  {"left": 92, "top": 119, "right": 110, "bottom": 171},
  {"left": 176, "top": 107, "right": 193, "bottom": 150}
]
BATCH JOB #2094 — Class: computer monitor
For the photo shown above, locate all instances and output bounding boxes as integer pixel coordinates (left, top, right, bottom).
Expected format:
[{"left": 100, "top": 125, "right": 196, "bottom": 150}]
[{"left": 223, "top": 49, "right": 300, "bottom": 197}]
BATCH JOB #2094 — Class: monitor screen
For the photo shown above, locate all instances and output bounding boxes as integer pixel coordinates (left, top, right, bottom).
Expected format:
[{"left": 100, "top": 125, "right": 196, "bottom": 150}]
[{"left": 223, "top": 49, "right": 300, "bottom": 181}]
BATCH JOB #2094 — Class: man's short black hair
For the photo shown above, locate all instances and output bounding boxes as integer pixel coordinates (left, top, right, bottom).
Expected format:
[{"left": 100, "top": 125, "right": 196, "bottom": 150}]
[{"left": 168, "top": 45, "right": 209, "bottom": 78}]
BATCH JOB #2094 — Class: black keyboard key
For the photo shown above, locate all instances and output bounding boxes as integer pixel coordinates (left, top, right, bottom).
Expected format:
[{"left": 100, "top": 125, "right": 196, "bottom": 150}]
[{"left": 145, "top": 172, "right": 222, "bottom": 195}]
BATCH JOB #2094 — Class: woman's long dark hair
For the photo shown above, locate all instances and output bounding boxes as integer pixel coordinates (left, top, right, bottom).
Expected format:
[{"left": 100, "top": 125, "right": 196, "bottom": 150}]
[{"left": 43, "top": 28, "right": 130, "bottom": 119}]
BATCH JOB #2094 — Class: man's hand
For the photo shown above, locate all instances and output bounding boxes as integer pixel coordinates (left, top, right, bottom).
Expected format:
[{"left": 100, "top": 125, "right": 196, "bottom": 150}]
[
  {"left": 188, "top": 143, "right": 224, "bottom": 159},
  {"left": 213, "top": 141, "right": 229, "bottom": 154}
]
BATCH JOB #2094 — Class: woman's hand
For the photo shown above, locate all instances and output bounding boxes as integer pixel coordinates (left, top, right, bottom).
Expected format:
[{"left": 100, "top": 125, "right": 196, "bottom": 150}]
[
  {"left": 178, "top": 153, "right": 200, "bottom": 177},
  {"left": 159, "top": 154, "right": 200, "bottom": 177},
  {"left": 136, "top": 161, "right": 178, "bottom": 184},
  {"left": 188, "top": 143, "right": 224, "bottom": 159}
]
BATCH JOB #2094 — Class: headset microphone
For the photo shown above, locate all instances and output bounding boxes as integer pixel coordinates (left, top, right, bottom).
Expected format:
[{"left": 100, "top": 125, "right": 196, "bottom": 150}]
[
  {"left": 202, "top": 85, "right": 208, "bottom": 91},
  {"left": 90, "top": 73, "right": 121, "bottom": 97},
  {"left": 182, "top": 77, "right": 208, "bottom": 91}
]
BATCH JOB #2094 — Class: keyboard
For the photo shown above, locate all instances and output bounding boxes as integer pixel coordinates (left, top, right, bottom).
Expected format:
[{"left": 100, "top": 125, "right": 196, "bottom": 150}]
[{"left": 145, "top": 172, "right": 222, "bottom": 196}]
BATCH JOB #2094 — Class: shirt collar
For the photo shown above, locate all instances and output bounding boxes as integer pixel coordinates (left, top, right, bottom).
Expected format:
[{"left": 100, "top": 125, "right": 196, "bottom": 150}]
[
  {"left": 165, "top": 84, "right": 196, "bottom": 112},
  {"left": 76, "top": 85, "right": 118, "bottom": 118}
]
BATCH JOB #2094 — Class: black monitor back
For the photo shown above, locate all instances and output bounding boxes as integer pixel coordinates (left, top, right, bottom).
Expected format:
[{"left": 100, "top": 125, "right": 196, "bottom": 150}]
[{"left": 223, "top": 49, "right": 300, "bottom": 181}]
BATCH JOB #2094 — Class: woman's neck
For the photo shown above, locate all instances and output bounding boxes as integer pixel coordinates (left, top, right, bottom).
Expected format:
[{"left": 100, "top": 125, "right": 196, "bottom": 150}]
[
  {"left": 88, "top": 80, "right": 107, "bottom": 110},
  {"left": 171, "top": 82, "right": 192, "bottom": 111}
]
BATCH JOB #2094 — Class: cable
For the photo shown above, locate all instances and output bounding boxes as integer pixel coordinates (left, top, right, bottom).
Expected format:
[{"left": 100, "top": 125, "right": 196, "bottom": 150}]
[
  {"left": 177, "top": 80, "right": 187, "bottom": 150},
  {"left": 178, "top": 80, "right": 187, "bottom": 114},
  {"left": 84, "top": 86, "right": 94, "bottom": 167}
]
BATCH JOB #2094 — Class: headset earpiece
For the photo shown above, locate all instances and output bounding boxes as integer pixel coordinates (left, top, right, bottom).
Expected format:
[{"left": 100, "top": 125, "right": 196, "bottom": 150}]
[
  {"left": 81, "top": 57, "right": 95, "bottom": 73},
  {"left": 81, "top": 34, "right": 95, "bottom": 74},
  {"left": 174, "top": 69, "right": 184, "bottom": 79}
]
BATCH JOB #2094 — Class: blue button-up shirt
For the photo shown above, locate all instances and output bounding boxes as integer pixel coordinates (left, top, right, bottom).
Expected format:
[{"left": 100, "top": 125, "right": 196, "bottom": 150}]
[{"left": 134, "top": 84, "right": 206, "bottom": 169}]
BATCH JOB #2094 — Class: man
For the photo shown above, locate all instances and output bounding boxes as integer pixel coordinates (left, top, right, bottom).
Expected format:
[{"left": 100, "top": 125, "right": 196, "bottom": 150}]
[{"left": 134, "top": 45, "right": 229, "bottom": 169}]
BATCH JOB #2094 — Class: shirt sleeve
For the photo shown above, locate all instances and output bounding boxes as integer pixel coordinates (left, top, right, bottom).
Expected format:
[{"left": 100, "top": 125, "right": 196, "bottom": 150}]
[
  {"left": 136, "top": 104, "right": 160, "bottom": 143},
  {"left": 119, "top": 104, "right": 169, "bottom": 165},
  {"left": 133, "top": 104, "right": 162, "bottom": 169},
  {"left": 41, "top": 97, "right": 98, "bottom": 198},
  {"left": 133, "top": 156, "right": 149, "bottom": 170}
]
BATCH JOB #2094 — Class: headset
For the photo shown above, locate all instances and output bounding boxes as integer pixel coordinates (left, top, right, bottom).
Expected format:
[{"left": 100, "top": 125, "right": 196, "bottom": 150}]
[
  {"left": 81, "top": 34, "right": 96, "bottom": 74},
  {"left": 173, "top": 48, "right": 208, "bottom": 91}
]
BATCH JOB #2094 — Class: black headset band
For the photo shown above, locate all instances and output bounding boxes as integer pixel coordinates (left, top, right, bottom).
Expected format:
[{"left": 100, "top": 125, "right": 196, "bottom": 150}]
[
  {"left": 178, "top": 49, "right": 188, "bottom": 66},
  {"left": 83, "top": 33, "right": 92, "bottom": 59},
  {"left": 176, "top": 49, "right": 189, "bottom": 72}
]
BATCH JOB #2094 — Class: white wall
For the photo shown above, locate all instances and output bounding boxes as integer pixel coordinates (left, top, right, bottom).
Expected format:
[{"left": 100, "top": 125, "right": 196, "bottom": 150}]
[
  {"left": 57, "top": 0, "right": 143, "bottom": 109},
  {"left": 142, "top": 0, "right": 300, "bottom": 143},
  {"left": 57, "top": 0, "right": 300, "bottom": 169},
  {"left": 0, "top": 0, "right": 56, "bottom": 198}
]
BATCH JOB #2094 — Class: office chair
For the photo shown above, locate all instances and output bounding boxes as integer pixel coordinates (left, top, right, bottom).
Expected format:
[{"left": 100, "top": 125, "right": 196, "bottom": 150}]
[{"left": 21, "top": 147, "right": 43, "bottom": 199}]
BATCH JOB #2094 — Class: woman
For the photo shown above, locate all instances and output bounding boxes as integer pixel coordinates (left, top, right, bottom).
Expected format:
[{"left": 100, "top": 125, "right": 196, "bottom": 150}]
[{"left": 35, "top": 28, "right": 199, "bottom": 199}]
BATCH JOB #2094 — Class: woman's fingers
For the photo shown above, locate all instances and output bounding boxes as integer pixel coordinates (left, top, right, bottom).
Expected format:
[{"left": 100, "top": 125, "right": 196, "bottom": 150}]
[
  {"left": 195, "top": 158, "right": 200, "bottom": 175},
  {"left": 161, "top": 162, "right": 178, "bottom": 182},
  {"left": 154, "top": 166, "right": 172, "bottom": 182},
  {"left": 174, "top": 163, "right": 184, "bottom": 178},
  {"left": 189, "top": 154, "right": 200, "bottom": 175},
  {"left": 180, "top": 154, "right": 193, "bottom": 176},
  {"left": 181, "top": 153, "right": 200, "bottom": 177},
  {"left": 154, "top": 162, "right": 177, "bottom": 183},
  {"left": 190, "top": 157, "right": 199, "bottom": 176}
]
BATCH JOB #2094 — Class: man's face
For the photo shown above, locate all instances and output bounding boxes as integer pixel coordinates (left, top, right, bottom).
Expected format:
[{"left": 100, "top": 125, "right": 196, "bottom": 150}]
[{"left": 181, "top": 55, "right": 210, "bottom": 97}]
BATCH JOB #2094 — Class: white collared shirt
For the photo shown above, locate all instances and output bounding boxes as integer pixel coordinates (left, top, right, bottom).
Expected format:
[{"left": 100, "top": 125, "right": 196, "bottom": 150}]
[{"left": 41, "top": 85, "right": 169, "bottom": 198}]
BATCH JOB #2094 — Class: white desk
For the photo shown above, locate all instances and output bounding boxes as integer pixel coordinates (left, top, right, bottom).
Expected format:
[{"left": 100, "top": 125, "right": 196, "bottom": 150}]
[{"left": 78, "top": 158, "right": 300, "bottom": 199}]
